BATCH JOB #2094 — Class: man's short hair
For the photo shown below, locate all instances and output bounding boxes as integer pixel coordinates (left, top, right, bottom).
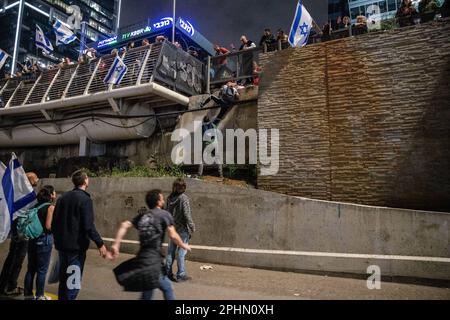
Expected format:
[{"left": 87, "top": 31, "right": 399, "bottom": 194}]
[
  {"left": 71, "top": 170, "right": 88, "bottom": 187},
  {"left": 145, "top": 189, "right": 162, "bottom": 209}
]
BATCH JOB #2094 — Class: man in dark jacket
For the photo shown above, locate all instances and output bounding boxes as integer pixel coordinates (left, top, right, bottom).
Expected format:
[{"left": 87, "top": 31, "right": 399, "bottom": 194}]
[
  {"left": 259, "top": 28, "right": 276, "bottom": 50},
  {"left": 165, "top": 178, "right": 195, "bottom": 282},
  {"left": 52, "top": 170, "right": 108, "bottom": 300}
]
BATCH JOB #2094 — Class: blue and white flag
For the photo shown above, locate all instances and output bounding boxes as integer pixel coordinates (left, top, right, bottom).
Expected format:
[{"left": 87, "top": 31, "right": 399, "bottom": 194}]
[
  {"left": 104, "top": 56, "right": 128, "bottom": 85},
  {"left": 0, "top": 49, "right": 9, "bottom": 70},
  {"left": 0, "top": 153, "right": 37, "bottom": 243},
  {"left": 36, "top": 25, "right": 54, "bottom": 55},
  {"left": 53, "top": 20, "right": 77, "bottom": 45},
  {"left": 288, "top": 0, "right": 313, "bottom": 48}
]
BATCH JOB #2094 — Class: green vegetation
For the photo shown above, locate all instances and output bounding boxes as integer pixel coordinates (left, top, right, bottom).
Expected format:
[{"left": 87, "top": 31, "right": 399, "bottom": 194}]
[{"left": 82, "top": 165, "right": 186, "bottom": 178}]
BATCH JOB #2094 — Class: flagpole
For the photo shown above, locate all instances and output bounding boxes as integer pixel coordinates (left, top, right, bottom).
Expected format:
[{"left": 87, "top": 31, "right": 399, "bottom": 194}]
[
  {"left": 312, "top": 19, "right": 322, "bottom": 33},
  {"left": 172, "top": 0, "right": 176, "bottom": 43}
]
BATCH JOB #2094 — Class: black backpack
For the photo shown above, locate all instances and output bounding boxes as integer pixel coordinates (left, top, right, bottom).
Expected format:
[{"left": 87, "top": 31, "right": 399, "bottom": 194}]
[{"left": 221, "top": 86, "right": 236, "bottom": 103}]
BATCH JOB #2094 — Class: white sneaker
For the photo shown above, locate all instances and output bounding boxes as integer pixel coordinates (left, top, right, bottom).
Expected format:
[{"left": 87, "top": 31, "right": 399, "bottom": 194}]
[{"left": 36, "top": 295, "right": 52, "bottom": 300}]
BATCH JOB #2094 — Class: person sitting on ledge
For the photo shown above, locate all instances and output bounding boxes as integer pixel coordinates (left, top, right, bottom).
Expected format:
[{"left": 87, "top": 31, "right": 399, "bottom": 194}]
[
  {"left": 418, "top": 0, "right": 440, "bottom": 22},
  {"left": 340, "top": 16, "right": 351, "bottom": 29},
  {"left": 321, "top": 23, "right": 331, "bottom": 41},
  {"left": 155, "top": 35, "right": 167, "bottom": 44},
  {"left": 276, "top": 29, "right": 289, "bottom": 49},
  {"left": 396, "top": 0, "right": 418, "bottom": 27},
  {"left": 353, "top": 15, "right": 368, "bottom": 35}
]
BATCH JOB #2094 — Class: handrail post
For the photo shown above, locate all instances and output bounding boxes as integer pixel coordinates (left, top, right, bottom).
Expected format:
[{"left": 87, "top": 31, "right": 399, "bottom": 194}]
[
  {"left": 4, "top": 80, "right": 22, "bottom": 108},
  {"left": 62, "top": 65, "right": 80, "bottom": 99},
  {"left": 22, "top": 74, "right": 42, "bottom": 105},
  {"left": 41, "top": 68, "right": 61, "bottom": 103},
  {"left": 85, "top": 58, "right": 103, "bottom": 95},
  {"left": 136, "top": 45, "right": 152, "bottom": 85},
  {"left": 0, "top": 79, "right": 10, "bottom": 95}
]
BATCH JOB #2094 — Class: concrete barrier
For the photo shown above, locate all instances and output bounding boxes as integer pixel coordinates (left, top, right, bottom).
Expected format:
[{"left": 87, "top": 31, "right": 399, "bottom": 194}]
[{"left": 42, "top": 177, "right": 450, "bottom": 283}]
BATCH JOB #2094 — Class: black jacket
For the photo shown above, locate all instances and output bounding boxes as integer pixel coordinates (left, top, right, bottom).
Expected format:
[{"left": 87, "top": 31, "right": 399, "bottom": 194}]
[{"left": 52, "top": 188, "right": 104, "bottom": 252}]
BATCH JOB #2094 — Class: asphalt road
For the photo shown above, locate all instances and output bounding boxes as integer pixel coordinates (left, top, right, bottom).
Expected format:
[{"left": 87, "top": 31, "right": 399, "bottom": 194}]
[{"left": 0, "top": 241, "right": 449, "bottom": 300}]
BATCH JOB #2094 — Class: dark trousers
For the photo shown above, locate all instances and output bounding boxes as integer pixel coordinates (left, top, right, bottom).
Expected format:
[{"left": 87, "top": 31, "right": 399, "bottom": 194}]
[
  {"left": 24, "top": 234, "right": 53, "bottom": 297},
  {"left": 57, "top": 250, "right": 86, "bottom": 300},
  {"left": 0, "top": 237, "right": 28, "bottom": 293}
]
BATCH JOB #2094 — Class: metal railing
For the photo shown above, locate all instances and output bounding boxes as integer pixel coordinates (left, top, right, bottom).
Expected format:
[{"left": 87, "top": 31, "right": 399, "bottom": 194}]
[
  {"left": 309, "top": 11, "right": 448, "bottom": 44},
  {"left": 208, "top": 47, "right": 262, "bottom": 88},
  {"left": 207, "top": 14, "right": 449, "bottom": 89},
  {"left": 0, "top": 41, "right": 203, "bottom": 110}
]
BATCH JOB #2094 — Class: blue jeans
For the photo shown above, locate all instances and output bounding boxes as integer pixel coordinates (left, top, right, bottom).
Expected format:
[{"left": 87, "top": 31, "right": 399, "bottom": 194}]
[
  {"left": 165, "top": 231, "right": 189, "bottom": 278},
  {"left": 141, "top": 275, "right": 175, "bottom": 300},
  {"left": 57, "top": 250, "right": 86, "bottom": 300},
  {"left": 24, "top": 234, "right": 53, "bottom": 297}
]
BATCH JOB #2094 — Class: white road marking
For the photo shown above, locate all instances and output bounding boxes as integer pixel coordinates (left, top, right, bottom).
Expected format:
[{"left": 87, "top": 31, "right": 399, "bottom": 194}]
[{"left": 101, "top": 238, "right": 450, "bottom": 263}]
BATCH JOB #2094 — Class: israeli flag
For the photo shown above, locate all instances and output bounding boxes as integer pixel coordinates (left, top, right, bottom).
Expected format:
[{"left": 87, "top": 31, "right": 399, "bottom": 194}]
[
  {"left": 0, "top": 49, "right": 9, "bottom": 71},
  {"left": 288, "top": 0, "right": 313, "bottom": 48},
  {"left": 104, "top": 56, "right": 128, "bottom": 85},
  {"left": 53, "top": 20, "right": 77, "bottom": 45},
  {"left": 36, "top": 25, "right": 54, "bottom": 55},
  {"left": 0, "top": 153, "right": 37, "bottom": 243}
]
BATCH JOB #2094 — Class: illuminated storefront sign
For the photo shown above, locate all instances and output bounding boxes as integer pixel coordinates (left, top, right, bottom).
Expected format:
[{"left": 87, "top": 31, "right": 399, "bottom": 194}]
[
  {"left": 96, "top": 17, "right": 199, "bottom": 49},
  {"left": 97, "top": 36, "right": 118, "bottom": 48},
  {"left": 121, "top": 26, "right": 152, "bottom": 41},
  {"left": 178, "top": 18, "right": 195, "bottom": 37},
  {"left": 153, "top": 17, "right": 173, "bottom": 30}
]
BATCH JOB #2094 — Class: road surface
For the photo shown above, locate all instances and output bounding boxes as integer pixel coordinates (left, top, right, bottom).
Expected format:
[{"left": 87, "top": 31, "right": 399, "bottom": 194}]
[{"left": 0, "top": 241, "right": 449, "bottom": 300}]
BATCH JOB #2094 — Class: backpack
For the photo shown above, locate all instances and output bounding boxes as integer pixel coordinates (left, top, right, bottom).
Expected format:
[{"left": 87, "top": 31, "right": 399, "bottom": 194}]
[
  {"left": 16, "top": 203, "right": 50, "bottom": 240},
  {"left": 221, "top": 85, "right": 236, "bottom": 103}
]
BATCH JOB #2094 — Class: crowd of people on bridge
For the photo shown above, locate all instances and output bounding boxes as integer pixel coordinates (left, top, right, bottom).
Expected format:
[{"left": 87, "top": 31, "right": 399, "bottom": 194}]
[
  {"left": 2, "top": 0, "right": 449, "bottom": 94},
  {"left": 0, "top": 170, "right": 195, "bottom": 300}
]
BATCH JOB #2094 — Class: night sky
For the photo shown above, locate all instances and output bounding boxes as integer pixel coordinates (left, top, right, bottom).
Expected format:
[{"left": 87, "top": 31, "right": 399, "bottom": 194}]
[{"left": 120, "top": 0, "right": 328, "bottom": 48}]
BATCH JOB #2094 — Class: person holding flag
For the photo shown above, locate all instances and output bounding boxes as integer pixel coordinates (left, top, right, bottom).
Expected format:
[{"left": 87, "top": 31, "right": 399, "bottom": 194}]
[
  {"left": 0, "top": 154, "right": 39, "bottom": 296},
  {"left": 52, "top": 19, "right": 77, "bottom": 45},
  {"left": 288, "top": 0, "right": 314, "bottom": 48},
  {"left": 104, "top": 56, "right": 128, "bottom": 86},
  {"left": 0, "top": 49, "right": 10, "bottom": 71},
  {"left": 36, "top": 25, "right": 54, "bottom": 55}
]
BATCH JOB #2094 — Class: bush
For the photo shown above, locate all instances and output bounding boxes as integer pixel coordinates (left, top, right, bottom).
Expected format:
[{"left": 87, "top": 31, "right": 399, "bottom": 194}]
[{"left": 80, "top": 165, "right": 186, "bottom": 178}]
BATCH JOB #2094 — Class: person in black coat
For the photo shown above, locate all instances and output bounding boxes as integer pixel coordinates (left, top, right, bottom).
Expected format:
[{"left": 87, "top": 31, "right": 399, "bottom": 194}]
[{"left": 52, "top": 170, "right": 108, "bottom": 300}]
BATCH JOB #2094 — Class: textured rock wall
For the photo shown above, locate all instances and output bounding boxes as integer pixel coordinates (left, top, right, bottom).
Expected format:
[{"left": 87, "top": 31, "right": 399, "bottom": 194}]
[{"left": 257, "top": 21, "right": 450, "bottom": 212}]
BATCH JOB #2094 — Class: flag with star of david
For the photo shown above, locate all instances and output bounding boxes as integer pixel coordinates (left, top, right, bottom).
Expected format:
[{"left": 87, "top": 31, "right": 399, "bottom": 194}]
[
  {"left": 288, "top": 0, "right": 313, "bottom": 48},
  {"left": 104, "top": 56, "right": 128, "bottom": 85},
  {"left": 0, "top": 153, "right": 37, "bottom": 243}
]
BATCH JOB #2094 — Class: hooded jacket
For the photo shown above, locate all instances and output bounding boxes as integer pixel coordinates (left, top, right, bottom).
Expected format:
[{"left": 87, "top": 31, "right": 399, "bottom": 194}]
[{"left": 165, "top": 192, "right": 195, "bottom": 235}]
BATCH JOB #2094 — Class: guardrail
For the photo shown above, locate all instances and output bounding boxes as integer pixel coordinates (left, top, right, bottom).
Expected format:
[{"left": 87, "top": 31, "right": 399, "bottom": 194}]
[
  {"left": 207, "top": 14, "right": 449, "bottom": 90},
  {"left": 0, "top": 41, "right": 206, "bottom": 110},
  {"left": 309, "top": 11, "right": 448, "bottom": 44}
]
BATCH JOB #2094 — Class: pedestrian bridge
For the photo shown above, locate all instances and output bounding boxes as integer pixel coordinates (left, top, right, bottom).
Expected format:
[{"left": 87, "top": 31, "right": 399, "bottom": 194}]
[{"left": 0, "top": 41, "right": 206, "bottom": 147}]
